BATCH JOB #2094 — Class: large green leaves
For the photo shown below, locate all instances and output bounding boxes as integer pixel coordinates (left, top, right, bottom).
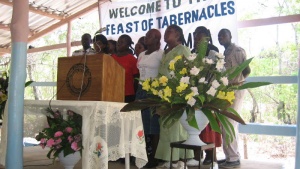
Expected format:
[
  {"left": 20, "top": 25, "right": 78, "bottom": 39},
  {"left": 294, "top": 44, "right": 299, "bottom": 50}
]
[
  {"left": 238, "top": 82, "right": 272, "bottom": 90},
  {"left": 228, "top": 57, "right": 252, "bottom": 81}
]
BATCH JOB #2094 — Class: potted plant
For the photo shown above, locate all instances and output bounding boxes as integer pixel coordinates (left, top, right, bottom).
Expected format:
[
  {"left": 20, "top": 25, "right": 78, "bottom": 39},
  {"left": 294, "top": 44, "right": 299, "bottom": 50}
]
[
  {"left": 121, "top": 40, "right": 271, "bottom": 144},
  {"left": 35, "top": 107, "right": 83, "bottom": 168}
]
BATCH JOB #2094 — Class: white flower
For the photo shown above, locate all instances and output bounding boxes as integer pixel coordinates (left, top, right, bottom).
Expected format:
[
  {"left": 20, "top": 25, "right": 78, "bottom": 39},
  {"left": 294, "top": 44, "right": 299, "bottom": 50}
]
[
  {"left": 212, "top": 80, "right": 220, "bottom": 88},
  {"left": 180, "top": 76, "right": 190, "bottom": 84},
  {"left": 198, "top": 77, "right": 206, "bottom": 83},
  {"left": 216, "top": 52, "right": 225, "bottom": 59},
  {"left": 205, "top": 58, "right": 214, "bottom": 64},
  {"left": 190, "top": 66, "right": 200, "bottom": 75},
  {"left": 216, "top": 59, "right": 225, "bottom": 71},
  {"left": 220, "top": 77, "right": 229, "bottom": 86},
  {"left": 191, "top": 87, "right": 199, "bottom": 96},
  {"left": 170, "top": 71, "right": 175, "bottom": 78},
  {"left": 207, "top": 86, "right": 217, "bottom": 96},
  {"left": 187, "top": 97, "right": 196, "bottom": 107},
  {"left": 187, "top": 53, "right": 197, "bottom": 61}
]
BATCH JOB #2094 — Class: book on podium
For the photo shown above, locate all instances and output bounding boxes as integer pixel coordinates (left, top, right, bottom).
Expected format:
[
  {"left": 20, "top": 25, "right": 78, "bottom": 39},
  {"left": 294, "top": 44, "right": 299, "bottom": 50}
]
[{"left": 57, "top": 54, "right": 125, "bottom": 102}]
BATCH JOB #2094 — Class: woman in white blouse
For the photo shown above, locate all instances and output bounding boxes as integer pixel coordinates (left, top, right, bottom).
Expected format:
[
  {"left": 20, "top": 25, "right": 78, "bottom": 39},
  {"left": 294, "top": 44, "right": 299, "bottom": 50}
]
[{"left": 136, "top": 29, "right": 163, "bottom": 168}]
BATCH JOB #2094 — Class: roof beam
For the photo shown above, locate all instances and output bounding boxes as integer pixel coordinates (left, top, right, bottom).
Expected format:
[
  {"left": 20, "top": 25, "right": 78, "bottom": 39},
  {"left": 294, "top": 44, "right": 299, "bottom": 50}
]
[
  {"left": 0, "top": 0, "right": 64, "bottom": 20},
  {"left": 28, "top": 2, "right": 99, "bottom": 43},
  {"left": 27, "top": 41, "right": 81, "bottom": 54},
  {"left": 238, "top": 14, "right": 300, "bottom": 28}
]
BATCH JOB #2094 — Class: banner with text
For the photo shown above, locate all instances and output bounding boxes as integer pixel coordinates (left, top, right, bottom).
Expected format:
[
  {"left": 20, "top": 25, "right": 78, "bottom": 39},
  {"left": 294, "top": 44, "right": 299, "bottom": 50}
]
[{"left": 99, "top": 0, "right": 237, "bottom": 52}]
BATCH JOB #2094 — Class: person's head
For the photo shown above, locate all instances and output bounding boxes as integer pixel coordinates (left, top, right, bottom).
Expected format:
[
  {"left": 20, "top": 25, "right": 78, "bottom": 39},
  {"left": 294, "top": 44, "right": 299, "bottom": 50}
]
[
  {"left": 117, "top": 34, "right": 134, "bottom": 54},
  {"left": 145, "top": 29, "right": 161, "bottom": 49},
  {"left": 193, "top": 26, "right": 212, "bottom": 49},
  {"left": 164, "top": 24, "right": 185, "bottom": 45},
  {"left": 93, "top": 34, "right": 109, "bottom": 54},
  {"left": 218, "top": 28, "right": 232, "bottom": 47},
  {"left": 108, "top": 40, "right": 117, "bottom": 54},
  {"left": 135, "top": 36, "right": 147, "bottom": 57},
  {"left": 81, "top": 33, "right": 92, "bottom": 50}
]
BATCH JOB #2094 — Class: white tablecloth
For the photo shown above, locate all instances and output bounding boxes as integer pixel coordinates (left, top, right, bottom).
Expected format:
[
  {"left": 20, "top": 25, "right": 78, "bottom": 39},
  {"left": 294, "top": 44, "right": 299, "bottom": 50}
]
[{"left": 0, "top": 100, "right": 148, "bottom": 169}]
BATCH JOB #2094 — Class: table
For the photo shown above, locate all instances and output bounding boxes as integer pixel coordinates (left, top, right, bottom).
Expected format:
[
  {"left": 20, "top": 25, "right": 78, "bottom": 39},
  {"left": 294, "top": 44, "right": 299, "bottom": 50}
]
[
  {"left": 0, "top": 100, "right": 148, "bottom": 169},
  {"left": 170, "top": 141, "right": 215, "bottom": 169}
]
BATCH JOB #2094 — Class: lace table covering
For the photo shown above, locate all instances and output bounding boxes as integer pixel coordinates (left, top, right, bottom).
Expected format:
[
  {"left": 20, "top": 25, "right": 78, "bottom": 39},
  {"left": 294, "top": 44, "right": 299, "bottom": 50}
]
[{"left": 0, "top": 100, "right": 148, "bottom": 169}]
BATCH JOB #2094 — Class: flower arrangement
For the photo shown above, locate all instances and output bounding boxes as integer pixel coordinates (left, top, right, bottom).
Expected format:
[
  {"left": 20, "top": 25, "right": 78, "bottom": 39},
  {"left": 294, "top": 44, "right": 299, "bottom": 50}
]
[
  {"left": 0, "top": 70, "right": 33, "bottom": 120},
  {"left": 0, "top": 71, "right": 8, "bottom": 120},
  {"left": 35, "top": 107, "right": 83, "bottom": 161},
  {"left": 121, "top": 40, "right": 270, "bottom": 142}
]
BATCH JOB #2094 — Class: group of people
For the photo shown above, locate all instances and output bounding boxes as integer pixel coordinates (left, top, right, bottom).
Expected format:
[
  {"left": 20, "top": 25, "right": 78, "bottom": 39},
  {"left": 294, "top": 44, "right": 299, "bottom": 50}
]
[{"left": 72, "top": 24, "right": 250, "bottom": 169}]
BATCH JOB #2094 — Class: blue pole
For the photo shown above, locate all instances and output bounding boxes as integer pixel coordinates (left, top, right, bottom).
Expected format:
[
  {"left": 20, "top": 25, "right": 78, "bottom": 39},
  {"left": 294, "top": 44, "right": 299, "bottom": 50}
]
[
  {"left": 5, "top": 43, "right": 27, "bottom": 169},
  {"left": 296, "top": 49, "right": 300, "bottom": 169}
]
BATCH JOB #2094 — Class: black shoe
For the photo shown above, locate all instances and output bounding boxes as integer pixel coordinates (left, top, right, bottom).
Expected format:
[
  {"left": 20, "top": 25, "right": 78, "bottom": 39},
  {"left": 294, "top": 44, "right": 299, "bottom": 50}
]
[
  {"left": 202, "top": 158, "right": 212, "bottom": 165},
  {"left": 219, "top": 160, "right": 240, "bottom": 168},
  {"left": 217, "top": 159, "right": 226, "bottom": 164},
  {"left": 143, "top": 161, "right": 159, "bottom": 168}
]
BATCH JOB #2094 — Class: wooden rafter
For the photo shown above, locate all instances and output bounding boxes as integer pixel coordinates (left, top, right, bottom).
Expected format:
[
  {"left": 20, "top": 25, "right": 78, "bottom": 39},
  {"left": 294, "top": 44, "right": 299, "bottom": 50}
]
[
  {"left": 28, "top": 2, "right": 98, "bottom": 43},
  {"left": 0, "top": 0, "right": 64, "bottom": 20},
  {"left": 238, "top": 14, "right": 300, "bottom": 28}
]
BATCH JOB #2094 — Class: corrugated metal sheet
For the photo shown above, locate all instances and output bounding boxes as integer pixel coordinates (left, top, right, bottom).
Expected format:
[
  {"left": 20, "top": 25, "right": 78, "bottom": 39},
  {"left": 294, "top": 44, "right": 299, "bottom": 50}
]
[{"left": 0, "top": 0, "right": 106, "bottom": 50}]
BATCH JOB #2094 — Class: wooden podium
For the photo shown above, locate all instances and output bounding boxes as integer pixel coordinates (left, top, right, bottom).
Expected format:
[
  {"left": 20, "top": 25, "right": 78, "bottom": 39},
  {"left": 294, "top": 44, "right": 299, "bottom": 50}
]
[{"left": 57, "top": 54, "right": 125, "bottom": 102}]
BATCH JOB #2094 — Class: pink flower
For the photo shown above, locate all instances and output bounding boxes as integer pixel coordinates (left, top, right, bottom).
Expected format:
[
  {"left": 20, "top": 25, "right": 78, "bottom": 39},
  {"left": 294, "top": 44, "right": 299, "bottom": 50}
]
[
  {"left": 68, "top": 136, "right": 73, "bottom": 143},
  {"left": 54, "top": 131, "right": 63, "bottom": 137},
  {"left": 55, "top": 138, "right": 62, "bottom": 144},
  {"left": 40, "top": 143, "right": 45, "bottom": 149},
  {"left": 67, "top": 110, "right": 74, "bottom": 116},
  {"left": 71, "top": 142, "right": 80, "bottom": 151},
  {"left": 74, "top": 134, "right": 81, "bottom": 142},
  {"left": 65, "top": 127, "right": 73, "bottom": 133},
  {"left": 46, "top": 138, "right": 55, "bottom": 147},
  {"left": 53, "top": 110, "right": 61, "bottom": 118},
  {"left": 40, "top": 138, "right": 47, "bottom": 144}
]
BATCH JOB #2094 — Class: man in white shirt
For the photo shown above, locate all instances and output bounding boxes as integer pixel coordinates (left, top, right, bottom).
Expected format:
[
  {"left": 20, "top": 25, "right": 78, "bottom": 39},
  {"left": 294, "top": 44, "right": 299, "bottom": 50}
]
[{"left": 72, "top": 33, "right": 96, "bottom": 56}]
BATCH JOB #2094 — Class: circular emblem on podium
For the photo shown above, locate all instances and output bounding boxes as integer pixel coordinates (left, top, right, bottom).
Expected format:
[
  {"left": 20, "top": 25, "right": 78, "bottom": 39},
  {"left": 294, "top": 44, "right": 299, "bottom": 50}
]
[{"left": 66, "top": 63, "right": 92, "bottom": 96}]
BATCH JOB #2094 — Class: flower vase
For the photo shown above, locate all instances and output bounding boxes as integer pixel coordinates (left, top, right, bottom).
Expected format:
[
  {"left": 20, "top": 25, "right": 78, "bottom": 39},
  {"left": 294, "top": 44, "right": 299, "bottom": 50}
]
[
  {"left": 58, "top": 151, "right": 81, "bottom": 169},
  {"left": 179, "top": 109, "right": 209, "bottom": 146}
]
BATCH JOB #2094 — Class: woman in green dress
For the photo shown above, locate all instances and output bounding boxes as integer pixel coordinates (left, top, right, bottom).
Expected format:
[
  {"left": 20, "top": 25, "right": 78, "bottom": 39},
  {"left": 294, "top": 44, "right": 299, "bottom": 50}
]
[{"left": 155, "top": 24, "right": 194, "bottom": 169}]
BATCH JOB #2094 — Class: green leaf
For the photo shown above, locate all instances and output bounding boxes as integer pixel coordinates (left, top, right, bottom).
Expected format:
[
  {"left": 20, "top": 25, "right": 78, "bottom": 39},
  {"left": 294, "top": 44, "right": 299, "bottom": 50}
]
[
  {"left": 161, "top": 109, "right": 184, "bottom": 128},
  {"left": 186, "top": 107, "right": 198, "bottom": 129},
  {"left": 202, "top": 108, "right": 221, "bottom": 133},
  {"left": 25, "top": 80, "right": 34, "bottom": 87},
  {"left": 218, "top": 109, "right": 246, "bottom": 125},
  {"left": 120, "top": 98, "right": 164, "bottom": 112},
  {"left": 207, "top": 98, "right": 231, "bottom": 110},
  {"left": 237, "top": 82, "right": 272, "bottom": 90},
  {"left": 155, "top": 104, "right": 186, "bottom": 116},
  {"left": 228, "top": 58, "right": 253, "bottom": 80},
  {"left": 215, "top": 113, "right": 234, "bottom": 145}
]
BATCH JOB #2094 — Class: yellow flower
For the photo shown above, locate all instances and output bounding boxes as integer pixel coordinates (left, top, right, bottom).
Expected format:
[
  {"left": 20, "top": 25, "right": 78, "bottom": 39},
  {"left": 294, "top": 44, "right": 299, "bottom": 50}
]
[
  {"left": 185, "top": 92, "right": 194, "bottom": 101},
  {"left": 179, "top": 68, "right": 187, "bottom": 75},
  {"left": 142, "top": 79, "right": 151, "bottom": 91},
  {"left": 151, "top": 80, "right": 159, "bottom": 88},
  {"left": 159, "top": 76, "right": 168, "bottom": 86},
  {"left": 158, "top": 90, "right": 163, "bottom": 98},
  {"left": 174, "top": 55, "right": 182, "bottom": 61},
  {"left": 151, "top": 89, "right": 159, "bottom": 95},
  {"left": 176, "top": 82, "right": 188, "bottom": 93},
  {"left": 217, "top": 91, "right": 235, "bottom": 104},
  {"left": 163, "top": 86, "right": 172, "bottom": 97},
  {"left": 169, "top": 61, "right": 175, "bottom": 70}
]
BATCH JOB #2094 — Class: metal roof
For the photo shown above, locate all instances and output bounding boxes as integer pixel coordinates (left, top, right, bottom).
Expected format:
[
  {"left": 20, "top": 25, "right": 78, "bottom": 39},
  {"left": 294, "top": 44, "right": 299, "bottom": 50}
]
[{"left": 0, "top": 0, "right": 110, "bottom": 54}]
